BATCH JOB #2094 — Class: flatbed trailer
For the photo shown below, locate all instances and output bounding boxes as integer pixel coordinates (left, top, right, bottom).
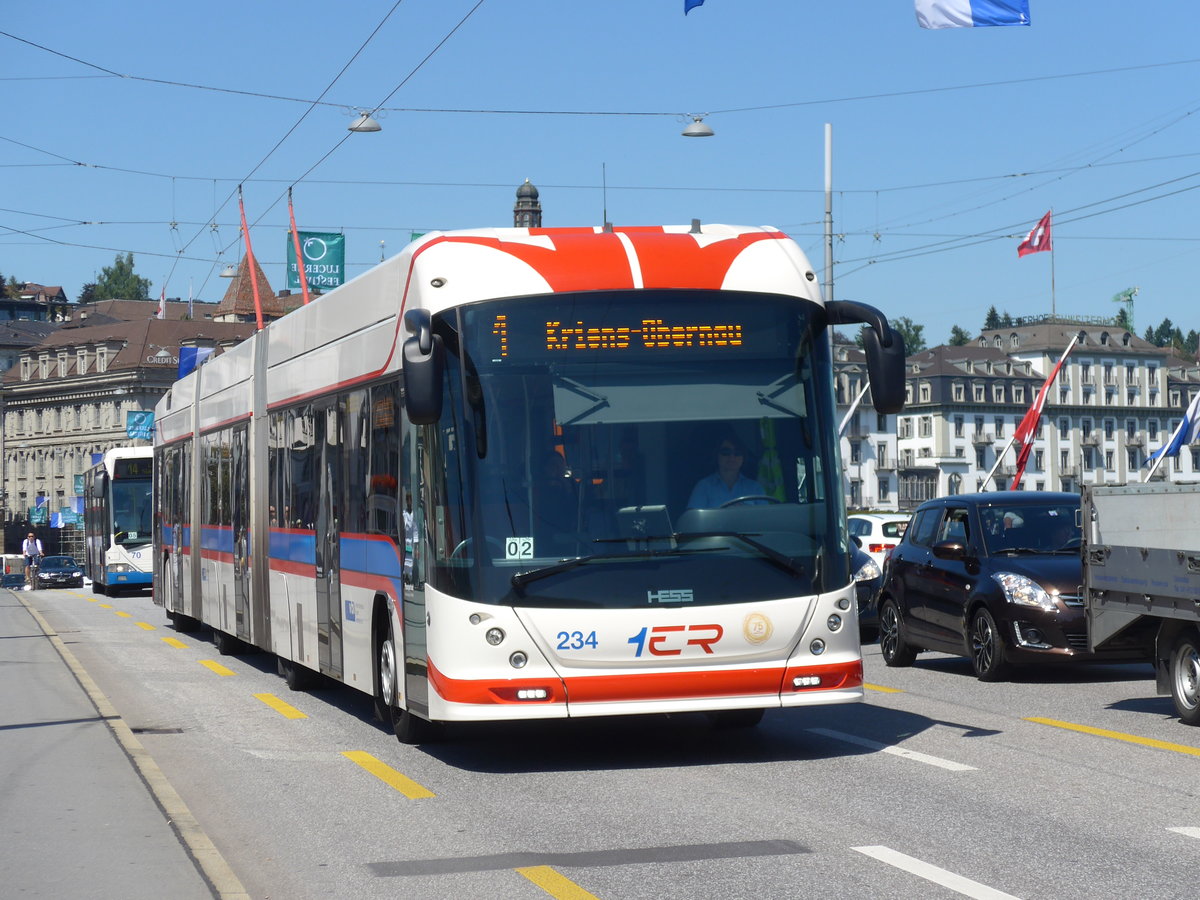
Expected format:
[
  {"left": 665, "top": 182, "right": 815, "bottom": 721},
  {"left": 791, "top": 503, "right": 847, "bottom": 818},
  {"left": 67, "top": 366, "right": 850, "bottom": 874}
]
[{"left": 1083, "top": 482, "right": 1200, "bottom": 725}]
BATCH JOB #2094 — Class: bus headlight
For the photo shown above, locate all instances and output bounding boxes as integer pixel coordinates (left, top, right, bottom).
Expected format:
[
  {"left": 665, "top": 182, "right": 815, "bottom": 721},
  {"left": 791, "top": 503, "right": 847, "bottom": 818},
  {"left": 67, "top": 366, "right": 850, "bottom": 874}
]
[
  {"left": 485, "top": 627, "right": 505, "bottom": 646},
  {"left": 827, "top": 614, "right": 843, "bottom": 632},
  {"left": 107, "top": 563, "right": 135, "bottom": 574},
  {"left": 810, "top": 639, "right": 826, "bottom": 655},
  {"left": 509, "top": 651, "right": 528, "bottom": 668}
]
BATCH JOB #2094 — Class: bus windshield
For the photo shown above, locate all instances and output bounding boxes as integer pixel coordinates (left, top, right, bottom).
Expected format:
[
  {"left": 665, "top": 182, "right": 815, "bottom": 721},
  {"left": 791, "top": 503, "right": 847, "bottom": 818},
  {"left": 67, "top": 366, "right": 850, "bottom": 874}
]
[
  {"left": 419, "top": 289, "right": 848, "bottom": 608},
  {"left": 112, "top": 475, "right": 153, "bottom": 546}
]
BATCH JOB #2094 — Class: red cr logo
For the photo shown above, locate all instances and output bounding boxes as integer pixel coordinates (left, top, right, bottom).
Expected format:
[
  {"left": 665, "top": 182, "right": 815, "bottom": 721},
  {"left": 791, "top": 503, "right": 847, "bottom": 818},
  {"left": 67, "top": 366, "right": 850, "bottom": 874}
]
[{"left": 627, "top": 624, "right": 724, "bottom": 657}]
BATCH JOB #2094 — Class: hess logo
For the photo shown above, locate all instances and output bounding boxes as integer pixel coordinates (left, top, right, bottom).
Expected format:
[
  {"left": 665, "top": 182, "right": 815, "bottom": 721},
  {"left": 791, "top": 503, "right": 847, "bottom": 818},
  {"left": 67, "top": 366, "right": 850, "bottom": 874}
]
[{"left": 627, "top": 624, "right": 723, "bottom": 657}]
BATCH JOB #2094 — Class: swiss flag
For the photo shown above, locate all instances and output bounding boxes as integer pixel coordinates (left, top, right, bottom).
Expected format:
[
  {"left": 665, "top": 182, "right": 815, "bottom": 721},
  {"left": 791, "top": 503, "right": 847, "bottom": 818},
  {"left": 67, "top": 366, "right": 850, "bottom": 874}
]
[{"left": 1018, "top": 211, "right": 1052, "bottom": 257}]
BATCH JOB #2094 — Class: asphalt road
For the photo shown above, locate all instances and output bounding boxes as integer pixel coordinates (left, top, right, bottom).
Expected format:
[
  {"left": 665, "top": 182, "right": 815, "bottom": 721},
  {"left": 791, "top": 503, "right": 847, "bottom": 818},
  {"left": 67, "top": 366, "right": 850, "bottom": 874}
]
[{"left": 15, "top": 585, "right": 1200, "bottom": 900}]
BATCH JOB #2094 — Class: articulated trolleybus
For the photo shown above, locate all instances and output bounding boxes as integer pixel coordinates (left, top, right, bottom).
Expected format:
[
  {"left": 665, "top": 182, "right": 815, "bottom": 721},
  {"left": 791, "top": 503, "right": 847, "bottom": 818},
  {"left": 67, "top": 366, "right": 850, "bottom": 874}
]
[
  {"left": 84, "top": 446, "right": 155, "bottom": 594},
  {"left": 153, "top": 224, "right": 904, "bottom": 742}
]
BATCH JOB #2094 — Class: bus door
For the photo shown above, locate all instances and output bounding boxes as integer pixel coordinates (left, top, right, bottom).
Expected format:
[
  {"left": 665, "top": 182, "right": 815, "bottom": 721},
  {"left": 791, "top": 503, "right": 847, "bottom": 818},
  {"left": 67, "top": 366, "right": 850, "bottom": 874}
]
[
  {"left": 231, "top": 425, "right": 251, "bottom": 642},
  {"left": 314, "top": 404, "right": 344, "bottom": 678}
]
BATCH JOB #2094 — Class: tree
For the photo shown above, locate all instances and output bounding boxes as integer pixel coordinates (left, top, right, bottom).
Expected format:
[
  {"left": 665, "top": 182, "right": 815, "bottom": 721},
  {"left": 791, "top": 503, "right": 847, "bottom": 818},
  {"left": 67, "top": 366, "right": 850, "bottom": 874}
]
[
  {"left": 93, "top": 252, "right": 151, "bottom": 301},
  {"left": 983, "top": 306, "right": 1001, "bottom": 330},
  {"left": 948, "top": 325, "right": 972, "bottom": 346},
  {"left": 4, "top": 275, "right": 18, "bottom": 300},
  {"left": 1113, "top": 307, "right": 1132, "bottom": 331},
  {"left": 1187, "top": 330, "right": 1199, "bottom": 356},
  {"left": 77, "top": 283, "right": 97, "bottom": 304},
  {"left": 892, "top": 316, "right": 926, "bottom": 354}
]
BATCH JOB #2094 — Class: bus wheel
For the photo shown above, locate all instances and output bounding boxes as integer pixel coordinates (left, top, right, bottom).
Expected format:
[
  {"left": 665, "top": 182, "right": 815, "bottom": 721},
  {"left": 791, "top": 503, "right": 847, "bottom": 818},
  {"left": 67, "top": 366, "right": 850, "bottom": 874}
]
[
  {"left": 93, "top": 581, "right": 106, "bottom": 597},
  {"left": 278, "top": 658, "right": 320, "bottom": 691},
  {"left": 376, "top": 618, "right": 438, "bottom": 744},
  {"left": 213, "top": 630, "right": 241, "bottom": 655}
]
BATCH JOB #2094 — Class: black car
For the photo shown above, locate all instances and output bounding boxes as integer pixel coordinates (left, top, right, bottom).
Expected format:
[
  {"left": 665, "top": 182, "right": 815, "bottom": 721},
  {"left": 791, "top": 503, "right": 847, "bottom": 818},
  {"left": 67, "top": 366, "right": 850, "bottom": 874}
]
[
  {"left": 877, "top": 491, "right": 1140, "bottom": 680},
  {"left": 851, "top": 540, "right": 883, "bottom": 642},
  {"left": 35, "top": 555, "right": 84, "bottom": 589},
  {"left": 1, "top": 572, "right": 25, "bottom": 590}
]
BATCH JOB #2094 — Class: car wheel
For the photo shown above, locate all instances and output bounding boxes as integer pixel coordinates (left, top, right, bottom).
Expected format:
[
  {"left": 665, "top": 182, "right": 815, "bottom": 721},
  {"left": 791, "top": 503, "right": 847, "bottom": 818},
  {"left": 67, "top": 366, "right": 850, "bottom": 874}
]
[
  {"left": 1169, "top": 631, "right": 1200, "bottom": 726},
  {"left": 879, "top": 599, "right": 917, "bottom": 667},
  {"left": 970, "top": 607, "right": 1009, "bottom": 681}
]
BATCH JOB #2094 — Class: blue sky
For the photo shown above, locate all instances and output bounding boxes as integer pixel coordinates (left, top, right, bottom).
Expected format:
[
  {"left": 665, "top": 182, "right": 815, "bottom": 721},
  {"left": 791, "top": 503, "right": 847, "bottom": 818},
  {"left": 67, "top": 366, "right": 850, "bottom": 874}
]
[{"left": 3, "top": 1, "right": 1198, "bottom": 346}]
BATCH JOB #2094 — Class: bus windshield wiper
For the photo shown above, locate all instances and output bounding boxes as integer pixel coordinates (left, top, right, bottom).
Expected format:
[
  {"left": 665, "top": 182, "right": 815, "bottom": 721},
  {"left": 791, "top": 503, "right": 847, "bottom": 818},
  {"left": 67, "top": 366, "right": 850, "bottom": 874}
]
[
  {"left": 510, "top": 546, "right": 718, "bottom": 591},
  {"left": 679, "top": 531, "right": 807, "bottom": 578}
]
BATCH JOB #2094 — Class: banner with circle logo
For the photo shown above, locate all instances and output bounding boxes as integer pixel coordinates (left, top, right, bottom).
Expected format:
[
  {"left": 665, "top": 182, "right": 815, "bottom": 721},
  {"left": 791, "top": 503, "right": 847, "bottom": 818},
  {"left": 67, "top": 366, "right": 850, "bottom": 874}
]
[{"left": 286, "top": 231, "right": 345, "bottom": 291}]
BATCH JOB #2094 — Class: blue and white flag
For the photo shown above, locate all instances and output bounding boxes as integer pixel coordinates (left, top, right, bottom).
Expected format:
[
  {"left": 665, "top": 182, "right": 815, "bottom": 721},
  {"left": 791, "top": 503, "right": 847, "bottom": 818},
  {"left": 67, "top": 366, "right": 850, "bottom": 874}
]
[
  {"left": 916, "top": 0, "right": 1030, "bottom": 29},
  {"left": 684, "top": 0, "right": 705, "bottom": 14},
  {"left": 178, "top": 345, "right": 215, "bottom": 379},
  {"left": 1148, "top": 389, "right": 1200, "bottom": 464}
]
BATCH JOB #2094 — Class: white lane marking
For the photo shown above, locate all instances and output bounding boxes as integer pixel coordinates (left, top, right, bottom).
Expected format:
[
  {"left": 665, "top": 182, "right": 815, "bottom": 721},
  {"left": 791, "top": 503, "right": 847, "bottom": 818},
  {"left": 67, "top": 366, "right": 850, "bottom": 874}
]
[
  {"left": 808, "top": 727, "right": 976, "bottom": 771},
  {"left": 853, "top": 846, "right": 1022, "bottom": 900},
  {"left": 1167, "top": 827, "right": 1200, "bottom": 840}
]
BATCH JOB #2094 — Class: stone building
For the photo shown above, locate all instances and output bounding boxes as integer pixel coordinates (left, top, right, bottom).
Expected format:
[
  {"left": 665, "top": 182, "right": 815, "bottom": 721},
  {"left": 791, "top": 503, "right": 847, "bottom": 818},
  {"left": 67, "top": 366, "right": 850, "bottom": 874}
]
[{"left": 0, "top": 318, "right": 255, "bottom": 524}]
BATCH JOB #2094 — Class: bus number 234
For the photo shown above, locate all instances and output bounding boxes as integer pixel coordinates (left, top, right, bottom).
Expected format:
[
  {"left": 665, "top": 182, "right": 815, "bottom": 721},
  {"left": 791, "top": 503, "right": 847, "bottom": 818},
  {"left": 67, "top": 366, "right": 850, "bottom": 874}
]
[{"left": 627, "top": 624, "right": 724, "bottom": 657}]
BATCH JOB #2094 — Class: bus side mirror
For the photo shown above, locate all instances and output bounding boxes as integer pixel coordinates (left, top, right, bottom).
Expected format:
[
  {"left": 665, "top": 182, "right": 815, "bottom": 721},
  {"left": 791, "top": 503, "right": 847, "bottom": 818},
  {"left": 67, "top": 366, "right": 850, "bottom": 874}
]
[
  {"left": 825, "top": 300, "right": 907, "bottom": 415},
  {"left": 864, "top": 325, "right": 906, "bottom": 414},
  {"left": 402, "top": 309, "right": 444, "bottom": 425}
]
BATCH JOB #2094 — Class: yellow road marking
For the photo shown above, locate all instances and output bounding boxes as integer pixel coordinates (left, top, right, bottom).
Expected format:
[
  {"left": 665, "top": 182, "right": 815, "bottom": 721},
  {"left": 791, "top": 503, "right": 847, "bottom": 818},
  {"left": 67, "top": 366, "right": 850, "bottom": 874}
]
[
  {"left": 516, "top": 865, "right": 601, "bottom": 900},
  {"left": 136, "top": 622, "right": 156, "bottom": 631},
  {"left": 342, "top": 751, "right": 435, "bottom": 799},
  {"left": 1026, "top": 716, "right": 1200, "bottom": 758},
  {"left": 115, "top": 610, "right": 132, "bottom": 618},
  {"left": 87, "top": 597, "right": 100, "bottom": 602},
  {"left": 162, "top": 637, "right": 188, "bottom": 649},
  {"left": 865, "top": 682, "right": 904, "bottom": 694},
  {"left": 199, "top": 659, "right": 237, "bottom": 677},
  {"left": 254, "top": 693, "right": 308, "bottom": 719},
  {"left": 99, "top": 603, "right": 112, "bottom": 609}
]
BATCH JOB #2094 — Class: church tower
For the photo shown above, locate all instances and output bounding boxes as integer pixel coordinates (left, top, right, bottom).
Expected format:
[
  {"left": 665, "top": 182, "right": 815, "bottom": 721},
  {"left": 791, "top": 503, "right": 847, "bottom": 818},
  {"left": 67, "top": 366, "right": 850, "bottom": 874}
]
[{"left": 513, "top": 179, "right": 542, "bottom": 228}]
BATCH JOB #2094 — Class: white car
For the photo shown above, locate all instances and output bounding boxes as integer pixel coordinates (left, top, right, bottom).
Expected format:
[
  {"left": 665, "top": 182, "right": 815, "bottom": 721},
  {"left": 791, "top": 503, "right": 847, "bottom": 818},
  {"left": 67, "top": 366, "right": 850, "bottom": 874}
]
[{"left": 848, "top": 513, "right": 911, "bottom": 569}]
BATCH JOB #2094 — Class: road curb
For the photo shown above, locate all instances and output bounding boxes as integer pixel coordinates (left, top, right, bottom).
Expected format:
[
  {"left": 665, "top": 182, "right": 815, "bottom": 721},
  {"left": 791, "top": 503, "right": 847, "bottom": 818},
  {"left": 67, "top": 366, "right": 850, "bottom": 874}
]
[{"left": 18, "top": 593, "right": 252, "bottom": 900}]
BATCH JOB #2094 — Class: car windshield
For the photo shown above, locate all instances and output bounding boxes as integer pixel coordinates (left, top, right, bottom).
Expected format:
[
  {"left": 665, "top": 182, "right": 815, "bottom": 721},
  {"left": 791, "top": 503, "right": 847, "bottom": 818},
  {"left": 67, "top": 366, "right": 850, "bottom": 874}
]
[
  {"left": 415, "top": 289, "right": 849, "bottom": 609},
  {"left": 41, "top": 556, "right": 76, "bottom": 568},
  {"left": 979, "top": 503, "right": 1080, "bottom": 555}
]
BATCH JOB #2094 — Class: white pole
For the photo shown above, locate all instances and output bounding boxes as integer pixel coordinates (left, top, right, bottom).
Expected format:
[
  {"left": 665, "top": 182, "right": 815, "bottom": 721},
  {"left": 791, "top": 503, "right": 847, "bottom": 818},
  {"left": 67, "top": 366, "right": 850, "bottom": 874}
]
[
  {"left": 824, "top": 123, "right": 833, "bottom": 304},
  {"left": 839, "top": 382, "right": 871, "bottom": 436}
]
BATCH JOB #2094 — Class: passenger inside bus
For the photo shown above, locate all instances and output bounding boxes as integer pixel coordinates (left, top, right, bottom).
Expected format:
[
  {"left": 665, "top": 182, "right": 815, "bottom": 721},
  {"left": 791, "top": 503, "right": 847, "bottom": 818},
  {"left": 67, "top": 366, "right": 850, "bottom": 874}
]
[{"left": 531, "top": 450, "right": 580, "bottom": 553}]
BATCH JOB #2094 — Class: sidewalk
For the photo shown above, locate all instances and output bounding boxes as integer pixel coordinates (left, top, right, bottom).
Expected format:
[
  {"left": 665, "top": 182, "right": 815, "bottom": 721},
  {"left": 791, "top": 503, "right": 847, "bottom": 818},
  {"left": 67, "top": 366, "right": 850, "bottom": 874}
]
[{"left": 0, "top": 589, "right": 244, "bottom": 900}]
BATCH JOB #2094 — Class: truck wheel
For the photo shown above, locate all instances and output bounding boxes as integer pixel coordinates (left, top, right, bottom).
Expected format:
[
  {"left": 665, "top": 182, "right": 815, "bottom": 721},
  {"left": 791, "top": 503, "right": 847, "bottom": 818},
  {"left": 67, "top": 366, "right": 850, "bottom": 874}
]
[
  {"left": 1169, "top": 632, "right": 1200, "bottom": 726},
  {"left": 879, "top": 599, "right": 916, "bottom": 667},
  {"left": 970, "top": 607, "right": 1009, "bottom": 682}
]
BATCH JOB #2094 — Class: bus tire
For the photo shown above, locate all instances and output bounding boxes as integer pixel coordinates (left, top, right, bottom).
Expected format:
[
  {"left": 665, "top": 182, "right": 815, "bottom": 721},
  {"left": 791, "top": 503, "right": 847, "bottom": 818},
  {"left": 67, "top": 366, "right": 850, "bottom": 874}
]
[
  {"left": 213, "top": 629, "right": 241, "bottom": 655},
  {"left": 376, "top": 615, "right": 438, "bottom": 744},
  {"left": 278, "top": 657, "right": 320, "bottom": 691},
  {"left": 93, "top": 581, "right": 106, "bottom": 596},
  {"left": 169, "top": 611, "right": 200, "bottom": 633},
  {"left": 1170, "top": 630, "right": 1200, "bottom": 726}
]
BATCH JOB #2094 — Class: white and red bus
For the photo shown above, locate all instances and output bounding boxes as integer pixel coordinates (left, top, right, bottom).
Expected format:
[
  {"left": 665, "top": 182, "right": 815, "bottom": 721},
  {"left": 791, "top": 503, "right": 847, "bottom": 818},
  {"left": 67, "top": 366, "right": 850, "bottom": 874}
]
[{"left": 153, "top": 224, "right": 904, "bottom": 742}]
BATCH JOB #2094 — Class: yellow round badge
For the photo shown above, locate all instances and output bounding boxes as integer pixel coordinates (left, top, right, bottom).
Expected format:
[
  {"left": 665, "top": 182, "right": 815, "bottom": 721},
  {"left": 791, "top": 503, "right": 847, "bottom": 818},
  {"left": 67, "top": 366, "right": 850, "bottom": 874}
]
[{"left": 743, "top": 612, "right": 773, "bottom": 644}]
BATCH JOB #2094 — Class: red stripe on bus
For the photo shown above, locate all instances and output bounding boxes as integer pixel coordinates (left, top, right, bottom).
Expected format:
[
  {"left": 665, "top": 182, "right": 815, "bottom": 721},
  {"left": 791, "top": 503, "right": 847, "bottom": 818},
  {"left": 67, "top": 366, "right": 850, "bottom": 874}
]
[{"left": 427, "top": 657, "right": 861, "bottom": 706}]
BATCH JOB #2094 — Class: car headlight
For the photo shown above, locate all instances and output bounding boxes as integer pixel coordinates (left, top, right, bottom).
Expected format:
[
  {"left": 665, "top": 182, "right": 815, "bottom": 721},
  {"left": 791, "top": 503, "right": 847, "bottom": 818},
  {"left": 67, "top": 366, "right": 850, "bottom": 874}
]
[
  {"left": 993, "top": 572, "right": 1055, "bottom": 611},
  {"left": 853, "top": 558, "right": 882, "bottom": 583}
]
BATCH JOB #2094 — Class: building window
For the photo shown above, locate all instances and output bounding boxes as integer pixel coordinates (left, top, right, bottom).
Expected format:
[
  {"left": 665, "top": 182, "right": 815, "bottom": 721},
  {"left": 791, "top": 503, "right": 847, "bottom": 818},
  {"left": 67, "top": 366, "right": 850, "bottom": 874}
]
[
  {"left": 1083, "top": 447, "right": 1095, "bottom": 469},
  {"left": 876, "top": 413, "right": 887, "bottom": 431},
  {"left": 1014, "top": 385, "right": 1025, "bottom": 404},
  {"left": 976, "top": 447, "right": 986, "bottom": 468},
  {"left": 1149, "top": 420, "right": 1160, "bottom": 440},
  {"left": 953, "top": 383, "right": 965, "bottom": 402},
  {"left": 1104, "top": 419, "right": 1115, "bottom": 440},
  {"left": 992, "top": 385, "right": 1005, "bottom": 402},
  {"left": 1035, "top": 450, "right": 1044, "bottom": 470},
  {"left": 973, "top": 385, "right": 985, "bottom": 402},
  {"left": 898, "top": 418, "right": 913, "bottom": 439},
  {"left": 850, "top": 442, "right": 861, "bottom": 464},
  {"left": 1105, "top": 450, "right": 1114, "bottom": 469},
  {"left": 97, "top": 347, "right": 108, "bottom": 372},
  {"left": 919, "top": 416, "right": 932, "bottom": 438},
  {"left": 994, "top": 416, "right": 1005, "bottom": 438},
  {"left": 877, "top": 477, "right": 890, "bottom": 502},
  {"left": 954, "top": 416, "right": 964, "bottom": 438},
  {"left": 1059, "top": 389, "right": 1069, "bottom": 404},
  {"left": 919, "top": 383, "right": 931, "bottom": 403},
  {"left": 1059, "top": 418, "right": 1069, "bottom": 439},
  {"left": 876, "top": 443, "right": 888, "bottom": 467}
]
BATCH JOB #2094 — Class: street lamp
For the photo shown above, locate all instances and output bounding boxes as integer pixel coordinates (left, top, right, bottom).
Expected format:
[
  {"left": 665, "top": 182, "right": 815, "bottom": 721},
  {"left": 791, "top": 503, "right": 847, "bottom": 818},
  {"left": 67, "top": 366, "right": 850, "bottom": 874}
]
[
  {"left": 681, "top": 116, "right": 714, "bottom": 137},
  {"left": 349, "top": 111, "right": 382, "bottom": 133}
]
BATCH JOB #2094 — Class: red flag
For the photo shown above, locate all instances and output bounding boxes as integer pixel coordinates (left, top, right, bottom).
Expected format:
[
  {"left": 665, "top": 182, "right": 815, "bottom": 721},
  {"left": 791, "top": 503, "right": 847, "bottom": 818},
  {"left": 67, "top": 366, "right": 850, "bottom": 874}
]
[
  {"left": 1009, "top": 332, "right": 1079, "bottom": 489},
  {"left": 1017, "top": 210, "right": 1052, "bottom": 257}
]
